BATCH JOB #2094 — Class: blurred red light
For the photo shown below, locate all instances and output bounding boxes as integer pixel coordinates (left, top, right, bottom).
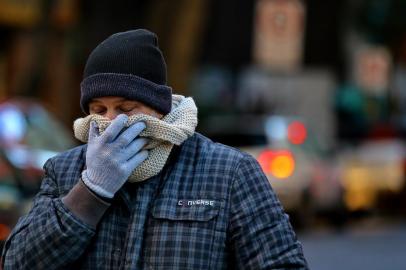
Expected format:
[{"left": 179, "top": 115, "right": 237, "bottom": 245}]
[
  {"left": 257, "top": 149, "right": 295, "bottom": 179},
  {"left": 258, "top": 150, "right": 274, "bottom": 174},
  {"left": 287, "top": 121, "right": 307, "bottom": 145},
  {"left": 0, "top": 223, "right": 11, "bottom": 241}
]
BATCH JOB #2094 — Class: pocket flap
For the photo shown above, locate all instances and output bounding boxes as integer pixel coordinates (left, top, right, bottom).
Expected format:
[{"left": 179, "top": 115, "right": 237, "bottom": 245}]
[{"left": 152, "top": 197, "right": 220, "bottom": 222}]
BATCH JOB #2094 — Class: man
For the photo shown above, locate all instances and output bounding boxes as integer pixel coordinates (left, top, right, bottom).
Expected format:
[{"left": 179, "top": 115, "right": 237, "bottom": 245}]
[{"left": 1, "top": 29, "right": 308, "bottom": 269}]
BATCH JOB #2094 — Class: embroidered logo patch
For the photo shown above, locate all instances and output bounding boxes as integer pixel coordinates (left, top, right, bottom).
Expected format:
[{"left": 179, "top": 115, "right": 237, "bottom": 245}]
[{"left": 177, "top": 199, "right": 215, "bottom": 207}]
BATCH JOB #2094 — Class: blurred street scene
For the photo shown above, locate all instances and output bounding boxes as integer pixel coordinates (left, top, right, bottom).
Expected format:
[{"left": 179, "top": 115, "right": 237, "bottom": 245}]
[
  {"left": 0, "top": 0, "right": 406, "bottom": 268},
  {"left": 301, "top": 217, "right": 406, "bottom": 270}
]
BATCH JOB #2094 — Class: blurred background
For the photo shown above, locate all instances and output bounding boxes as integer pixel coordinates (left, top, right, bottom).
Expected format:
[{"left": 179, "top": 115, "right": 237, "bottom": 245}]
[{"left": 0, "top": 0, "right": 406, "bottom": 269}]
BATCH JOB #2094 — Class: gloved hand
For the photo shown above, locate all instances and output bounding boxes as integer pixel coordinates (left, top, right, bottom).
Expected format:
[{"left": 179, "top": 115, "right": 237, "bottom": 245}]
[{"left": 82, "top": 114, "right": 148, "bottom": 198}]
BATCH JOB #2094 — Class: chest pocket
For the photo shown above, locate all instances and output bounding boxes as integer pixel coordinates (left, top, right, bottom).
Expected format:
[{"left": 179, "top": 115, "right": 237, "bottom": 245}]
[
  {"left": 151, "top": 197, "right": 220, "bottom": 221},
  {"left": 143, "top": 197, "right": 222, "bottom": 269}
]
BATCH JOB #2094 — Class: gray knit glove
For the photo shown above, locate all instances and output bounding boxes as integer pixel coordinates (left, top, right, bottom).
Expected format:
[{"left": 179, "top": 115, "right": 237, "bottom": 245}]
[{"left": 82, "top": 114, "right": 148, "bottom": 198}]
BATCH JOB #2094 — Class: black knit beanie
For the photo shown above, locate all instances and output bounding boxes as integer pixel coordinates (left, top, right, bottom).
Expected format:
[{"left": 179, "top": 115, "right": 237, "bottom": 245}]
[{"left": 80, "top": 29, "right": 172, "bottom": 114}]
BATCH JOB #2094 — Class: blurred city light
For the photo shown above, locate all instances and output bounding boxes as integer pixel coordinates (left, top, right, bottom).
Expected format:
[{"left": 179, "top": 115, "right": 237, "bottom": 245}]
[
  {"left": 0, "top": 103, "right": 26, "bottom": 145},
  {"left": 287, "top": 120, "right": 307, "bottom": 145},
  {"left": 258, "top": 149, "right": 295, "bottom": 179},
  {"left": 0, "top": 223, "right": 11, "bottom": 242},
  {"left": 258, "top": 149, "right": 274, "bottom": 174},
  {"left": 270, "top": 151, "right": 295, "bottom": 179},
  {"left": 265, "top": 116, "right": 287, "bottom": 141}
]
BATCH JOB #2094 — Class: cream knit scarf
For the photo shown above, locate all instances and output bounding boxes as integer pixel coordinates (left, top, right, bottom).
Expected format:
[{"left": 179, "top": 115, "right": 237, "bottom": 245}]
[{"left": 73, "top": 95, "right": 198, "bottom": 182}]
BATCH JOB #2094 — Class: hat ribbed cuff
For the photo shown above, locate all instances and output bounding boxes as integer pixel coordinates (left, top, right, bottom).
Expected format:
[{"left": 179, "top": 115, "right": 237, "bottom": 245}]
[{"left": 80, "top": 73, "right": 172, "bottom": 114}]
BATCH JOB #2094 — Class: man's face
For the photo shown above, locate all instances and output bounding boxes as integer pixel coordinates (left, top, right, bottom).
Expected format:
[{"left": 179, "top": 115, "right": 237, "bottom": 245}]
[{"left": 88, "top": 96, "right": 164, "bottom": 120}]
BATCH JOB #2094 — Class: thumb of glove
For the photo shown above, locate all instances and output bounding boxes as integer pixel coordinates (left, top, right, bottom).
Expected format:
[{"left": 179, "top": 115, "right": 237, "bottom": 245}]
[{"left": 88, "top": 121, "right": 100, "bottom": 142}]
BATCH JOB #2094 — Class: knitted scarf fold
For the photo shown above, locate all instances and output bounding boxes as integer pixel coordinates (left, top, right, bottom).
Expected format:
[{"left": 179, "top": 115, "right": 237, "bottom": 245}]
[{"left": 73, "top": 95, "right": 198, "bottom": 182}]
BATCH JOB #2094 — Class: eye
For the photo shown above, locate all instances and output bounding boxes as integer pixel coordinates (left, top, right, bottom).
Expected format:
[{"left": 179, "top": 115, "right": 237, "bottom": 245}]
[
  {"left": 89, "top": 105, "right": 106, "bottom": 115},
  {"left": 119, "top": 104, "right": 137, "bottom": 113}
]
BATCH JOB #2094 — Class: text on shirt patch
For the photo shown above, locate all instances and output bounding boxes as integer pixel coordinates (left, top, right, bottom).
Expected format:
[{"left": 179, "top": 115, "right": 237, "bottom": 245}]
[{"left": 178, "top": 199, "right": 215, "bottom": 207}]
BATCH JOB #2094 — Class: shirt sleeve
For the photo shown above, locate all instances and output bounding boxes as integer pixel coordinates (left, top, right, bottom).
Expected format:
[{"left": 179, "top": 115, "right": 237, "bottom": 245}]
[
  {"left": 228, "top": 155, "right": 309, "bottom": 269},
  {"left": 1, "top": 158, "right": 96, "bottom": 270}
]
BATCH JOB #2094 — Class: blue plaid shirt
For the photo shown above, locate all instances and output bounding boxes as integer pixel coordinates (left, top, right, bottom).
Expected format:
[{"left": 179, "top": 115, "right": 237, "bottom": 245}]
[{"left": 2, "top": 133, "right": 308, "bottom": 269}]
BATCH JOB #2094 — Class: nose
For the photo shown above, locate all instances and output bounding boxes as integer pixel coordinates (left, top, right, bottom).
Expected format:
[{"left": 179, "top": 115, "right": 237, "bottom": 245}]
[{"left": 104, "top": 110, "right": 119, "bottom": 120}]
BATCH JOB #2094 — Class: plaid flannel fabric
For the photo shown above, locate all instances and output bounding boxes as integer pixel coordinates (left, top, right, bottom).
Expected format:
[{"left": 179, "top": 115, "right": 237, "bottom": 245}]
[{"left": 2, "top": 133, "right": 308, "bottom": 269}]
